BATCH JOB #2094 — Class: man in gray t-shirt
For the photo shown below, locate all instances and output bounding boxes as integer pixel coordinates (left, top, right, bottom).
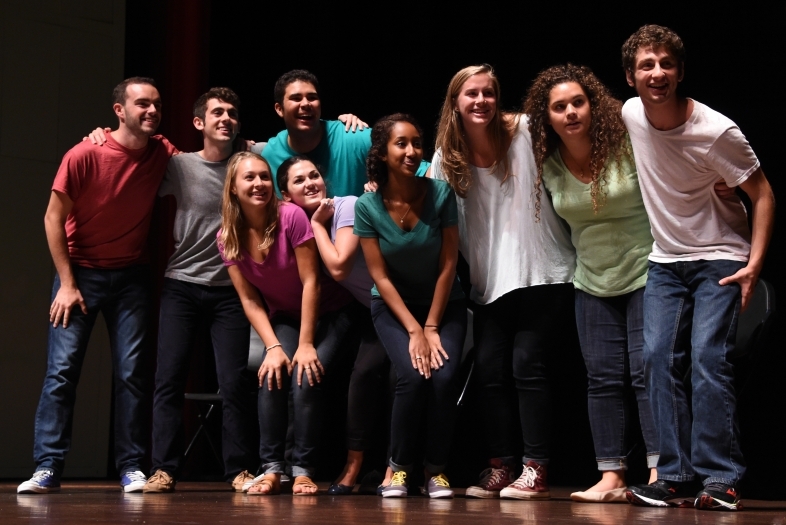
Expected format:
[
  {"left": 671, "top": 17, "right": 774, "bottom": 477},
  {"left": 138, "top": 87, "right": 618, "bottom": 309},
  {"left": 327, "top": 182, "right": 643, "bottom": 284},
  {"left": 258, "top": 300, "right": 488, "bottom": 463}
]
[{"left": 143, "top": 88, "right": 258, "bottom": 494}]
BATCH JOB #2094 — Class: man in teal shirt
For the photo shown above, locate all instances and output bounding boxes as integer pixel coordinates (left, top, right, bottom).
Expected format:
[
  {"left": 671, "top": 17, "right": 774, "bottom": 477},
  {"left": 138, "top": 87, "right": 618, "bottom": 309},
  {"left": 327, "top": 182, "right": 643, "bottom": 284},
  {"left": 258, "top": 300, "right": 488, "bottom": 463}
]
[{"left": 255, "top": 69, "right": 427, "bottom": 197}]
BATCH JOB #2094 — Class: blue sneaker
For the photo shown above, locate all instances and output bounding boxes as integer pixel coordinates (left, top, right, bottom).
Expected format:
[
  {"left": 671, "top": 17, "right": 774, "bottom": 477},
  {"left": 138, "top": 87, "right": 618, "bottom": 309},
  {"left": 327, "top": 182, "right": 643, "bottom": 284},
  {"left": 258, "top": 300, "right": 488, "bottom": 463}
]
[
  {"left": 424, "top": 473, "right": 454, "bottom": 499},
  {"left": 381, "top": 471, "right": 408, "bottom": 498},
  {"left": 17, "top": 470, "right": 61, "bottom": 494},
  {"left": 120, "top": 471, "right": 147, "bottom": 493}
]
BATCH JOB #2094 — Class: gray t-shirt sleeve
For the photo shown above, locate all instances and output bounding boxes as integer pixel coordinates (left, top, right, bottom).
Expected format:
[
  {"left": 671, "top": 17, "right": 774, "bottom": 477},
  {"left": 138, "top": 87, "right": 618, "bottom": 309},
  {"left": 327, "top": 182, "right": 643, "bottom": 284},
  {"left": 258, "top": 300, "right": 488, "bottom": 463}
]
[{"left": 250, "top": 142, "right": 267, "bottom": 155}]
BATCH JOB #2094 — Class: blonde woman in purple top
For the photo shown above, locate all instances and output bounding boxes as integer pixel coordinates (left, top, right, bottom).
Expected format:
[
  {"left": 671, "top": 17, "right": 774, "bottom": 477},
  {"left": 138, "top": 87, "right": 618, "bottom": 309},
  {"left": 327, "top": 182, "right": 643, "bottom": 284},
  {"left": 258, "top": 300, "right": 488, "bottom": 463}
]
[{"left": 218, "top": 151, "right": 353, "bottom": 496}]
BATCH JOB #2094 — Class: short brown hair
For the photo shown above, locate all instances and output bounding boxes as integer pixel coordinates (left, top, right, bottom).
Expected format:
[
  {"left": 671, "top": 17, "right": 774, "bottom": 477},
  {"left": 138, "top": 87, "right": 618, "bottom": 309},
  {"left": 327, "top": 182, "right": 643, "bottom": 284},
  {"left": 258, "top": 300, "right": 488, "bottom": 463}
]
[
  {"left": 193, "top": 87, "right": 241, "bottom": 121},
  {"left": 112, "top": 77, "right": 157, "bottom": 105},
  {"left": 621, "top": 24, "right": 685, "bottom": 73}
]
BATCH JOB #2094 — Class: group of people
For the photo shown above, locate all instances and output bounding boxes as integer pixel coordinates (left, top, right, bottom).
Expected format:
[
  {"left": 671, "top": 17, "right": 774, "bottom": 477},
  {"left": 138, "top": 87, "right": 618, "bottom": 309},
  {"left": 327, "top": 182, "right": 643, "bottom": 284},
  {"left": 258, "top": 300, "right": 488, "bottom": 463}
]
[{"left": 18, "top": 24, "right": 774, "bottom": 514}]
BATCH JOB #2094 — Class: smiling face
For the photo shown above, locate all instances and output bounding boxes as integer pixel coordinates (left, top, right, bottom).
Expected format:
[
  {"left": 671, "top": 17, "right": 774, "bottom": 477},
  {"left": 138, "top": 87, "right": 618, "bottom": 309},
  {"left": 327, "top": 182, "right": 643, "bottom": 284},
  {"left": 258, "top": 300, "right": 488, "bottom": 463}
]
[
  {"left": 275, "top": 80, "right": 321, "bottom": 135},
  {"left": 548, "top": 82, "right": 591, "bottom": 142},
  {"left": 626, "top": 45, "right": 683, "bottom": 107},
  {"left": 231, "top": 157, "right": 274, "bottom": 212},
  {"left": 195, "top": 98, "right": 239, "bottom": 144},
  {"left": 115, "top": 83, "right": 162, "bottom": 137},
  {"left": 281, "top": 159, "right": 326, "bottom": 213},
  {"left": 383, "top": 122, "right": 423, "bottom": 178},
  {"left": 454, "top": 73, "right": 497, "bottom": 129}
]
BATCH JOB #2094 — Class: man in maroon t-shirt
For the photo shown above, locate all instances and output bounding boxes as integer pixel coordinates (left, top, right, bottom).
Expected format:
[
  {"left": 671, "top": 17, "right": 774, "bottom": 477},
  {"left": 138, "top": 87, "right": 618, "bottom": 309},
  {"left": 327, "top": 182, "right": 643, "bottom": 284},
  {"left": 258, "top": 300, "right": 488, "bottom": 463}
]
[{"left": 18, "top": 77, "right": 177, "bottom": 495}]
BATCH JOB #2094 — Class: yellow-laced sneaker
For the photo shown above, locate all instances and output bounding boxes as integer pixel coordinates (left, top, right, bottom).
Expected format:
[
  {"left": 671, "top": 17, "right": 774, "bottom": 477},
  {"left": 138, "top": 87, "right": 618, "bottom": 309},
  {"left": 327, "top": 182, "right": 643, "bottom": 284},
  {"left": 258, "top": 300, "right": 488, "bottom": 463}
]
[
  {"left": 381, "top": 471, "right": 408, "bottom": 498},
  {"left": 424, "top": 473, "right": 454, "bottom": 499}
]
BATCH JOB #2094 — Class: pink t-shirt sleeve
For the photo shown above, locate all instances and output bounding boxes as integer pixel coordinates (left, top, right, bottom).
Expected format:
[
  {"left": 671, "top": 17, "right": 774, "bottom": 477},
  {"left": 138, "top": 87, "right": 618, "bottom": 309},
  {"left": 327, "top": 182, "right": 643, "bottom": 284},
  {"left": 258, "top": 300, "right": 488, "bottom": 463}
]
[{"left": 282, "top": 203, "right": 315, "bottom": 248}]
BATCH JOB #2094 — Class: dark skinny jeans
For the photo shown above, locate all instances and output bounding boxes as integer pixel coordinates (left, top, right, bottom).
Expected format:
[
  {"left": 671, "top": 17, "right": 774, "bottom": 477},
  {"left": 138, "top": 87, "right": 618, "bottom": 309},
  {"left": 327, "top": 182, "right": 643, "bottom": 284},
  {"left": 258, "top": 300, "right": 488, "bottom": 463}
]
[
  {"left": 472, "top": 284, "right": 572, "bottom": 465},
  {"left": 371, "top": 298, "right": 467, "bottom": 474}
]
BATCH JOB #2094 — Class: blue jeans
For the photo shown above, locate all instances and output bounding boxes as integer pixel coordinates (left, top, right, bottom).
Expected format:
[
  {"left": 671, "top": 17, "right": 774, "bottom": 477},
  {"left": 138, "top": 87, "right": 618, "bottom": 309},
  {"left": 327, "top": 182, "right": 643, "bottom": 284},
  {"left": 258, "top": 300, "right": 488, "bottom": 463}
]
[
  {"left": 575, "top": 288, "right": 658, "bottom": 471},
  {"left": 643, "top": 260, "right": 745, "bottom": 486},
  {"left": 258, "top": 305, "right": 355, "bottom": 478},
  {"left": 371, "top": 298, "right": 466, "bottom": 474},
  {"left": 33, "top": 265, "right": 151, "bottom": 477},
  {"left": 151, "top": 278, "right": 258, "bottom": 481}
]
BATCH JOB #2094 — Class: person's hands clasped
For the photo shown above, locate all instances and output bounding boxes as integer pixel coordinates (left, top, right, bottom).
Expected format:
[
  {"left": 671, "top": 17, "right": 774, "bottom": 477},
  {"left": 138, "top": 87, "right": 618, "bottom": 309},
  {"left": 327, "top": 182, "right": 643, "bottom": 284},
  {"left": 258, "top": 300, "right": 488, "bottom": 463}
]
[
  {"left": 291, "top": 343, "right": 324, "bottom": 387},
  {"left": 258, "top": 346, "right": 293, "bottom": 391},
  {"left": 424, "top": 326, "right": 449, "bottom": 370},
  {"left": 408, "top": 330, "right": 431, "bottom": 379},
  {"left": 50, "top": 285, "right": 87, "bottom": 328},
  {"left": 311, "top": 198, "right": 335, "bottom": 226}
]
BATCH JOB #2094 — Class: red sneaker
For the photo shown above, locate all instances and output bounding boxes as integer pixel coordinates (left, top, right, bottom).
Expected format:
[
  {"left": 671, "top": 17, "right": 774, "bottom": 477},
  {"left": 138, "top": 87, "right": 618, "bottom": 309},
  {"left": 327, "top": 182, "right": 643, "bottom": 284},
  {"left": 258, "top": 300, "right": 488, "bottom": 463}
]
[
  {"left": 499, "top": 460, "right": 550, "bottom": 500},
  {"left": 465, "top": 458, "right": 515, "bottom": 499}
]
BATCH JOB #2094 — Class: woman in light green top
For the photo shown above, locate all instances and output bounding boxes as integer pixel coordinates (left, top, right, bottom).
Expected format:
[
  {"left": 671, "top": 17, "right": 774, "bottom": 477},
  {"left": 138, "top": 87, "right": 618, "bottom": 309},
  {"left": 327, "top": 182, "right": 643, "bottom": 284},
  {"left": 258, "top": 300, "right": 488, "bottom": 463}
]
[{"left": 523, "top": 64, "right": 658, "bottom": 503}]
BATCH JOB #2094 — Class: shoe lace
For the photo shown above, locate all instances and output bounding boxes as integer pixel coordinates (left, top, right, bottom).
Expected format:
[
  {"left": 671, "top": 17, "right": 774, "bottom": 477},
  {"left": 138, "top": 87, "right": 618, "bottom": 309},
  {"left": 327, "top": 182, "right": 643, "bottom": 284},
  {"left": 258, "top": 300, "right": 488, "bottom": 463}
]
[
  {"left": 389, "top": 471, "right": 407, "bottom": 486},
  {"left": 32, "top": 470, "right": 53, "bottom": 481},
  {"left": 511, "top": 466, "right": 538, "bottom": 489},
  {"left": 478, "top": 467, "right": 506, "bottom": 488},
  {"left": 125, "top": 471, "right": 146, "bottom": 482},
  {"left": 431, "top": 474, "right": 450, "bottom": 488}
]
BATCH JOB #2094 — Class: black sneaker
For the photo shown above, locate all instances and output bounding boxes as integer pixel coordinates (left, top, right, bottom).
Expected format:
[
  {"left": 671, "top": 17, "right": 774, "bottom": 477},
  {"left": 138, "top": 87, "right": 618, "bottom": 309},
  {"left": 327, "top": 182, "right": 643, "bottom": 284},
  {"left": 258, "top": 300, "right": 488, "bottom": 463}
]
[
  {"left": 626, "top": 480, "right": 695, "bottom": 507},
  {"left": 695, "top": 483, "right": 742, "bottom": 511}
]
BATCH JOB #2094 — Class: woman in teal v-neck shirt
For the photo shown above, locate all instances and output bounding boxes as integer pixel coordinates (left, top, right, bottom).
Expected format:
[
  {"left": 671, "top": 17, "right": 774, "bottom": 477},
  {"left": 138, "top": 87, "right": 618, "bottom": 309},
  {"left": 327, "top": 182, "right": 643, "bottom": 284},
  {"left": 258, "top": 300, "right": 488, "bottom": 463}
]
[{"left": 354, "top": 114, "right": 466, "bottom": 499}]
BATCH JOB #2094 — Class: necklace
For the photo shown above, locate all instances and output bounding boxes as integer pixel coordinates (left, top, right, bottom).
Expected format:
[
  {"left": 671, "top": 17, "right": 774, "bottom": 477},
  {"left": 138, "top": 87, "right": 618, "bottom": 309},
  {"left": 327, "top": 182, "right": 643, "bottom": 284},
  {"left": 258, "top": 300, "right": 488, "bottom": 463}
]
[
  {"left": 561, "top": 147, "right": 592, "bottom": 182},
  {"left": 249, "top": 229, "right": 266, "bottom": 251},
  {"left": 384, "top": 199, "right": 412, "bottom": 224}
]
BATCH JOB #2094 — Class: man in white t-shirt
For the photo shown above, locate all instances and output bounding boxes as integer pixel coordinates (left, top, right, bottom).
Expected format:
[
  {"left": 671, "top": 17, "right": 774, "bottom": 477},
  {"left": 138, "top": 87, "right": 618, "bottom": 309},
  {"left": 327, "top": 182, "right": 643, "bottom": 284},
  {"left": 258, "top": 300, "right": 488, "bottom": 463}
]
[{"left": 620, "top": 25, "right": 775, "bottom": 512}]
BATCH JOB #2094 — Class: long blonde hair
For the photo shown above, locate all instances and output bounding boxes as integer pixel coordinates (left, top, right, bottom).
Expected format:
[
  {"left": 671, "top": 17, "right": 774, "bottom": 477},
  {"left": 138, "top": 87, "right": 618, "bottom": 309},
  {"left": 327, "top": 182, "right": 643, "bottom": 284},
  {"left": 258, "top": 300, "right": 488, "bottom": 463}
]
[
  {"left": 220, "top": 151, "right": 279, "bottom": 261},
  {"left": 435, "top": 64, "right": 517, "bottom": 198}
]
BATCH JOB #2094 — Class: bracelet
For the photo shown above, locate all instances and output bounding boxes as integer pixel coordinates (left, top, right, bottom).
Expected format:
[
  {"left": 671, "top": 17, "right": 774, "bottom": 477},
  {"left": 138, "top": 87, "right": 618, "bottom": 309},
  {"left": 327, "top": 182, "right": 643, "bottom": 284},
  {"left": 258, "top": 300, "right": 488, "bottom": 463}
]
[
  {"left": 424, "top": 324, "right": 439, "bottom": 329},
  {"left": 265, "top": 343, "right": 282, "bottom": 352}
]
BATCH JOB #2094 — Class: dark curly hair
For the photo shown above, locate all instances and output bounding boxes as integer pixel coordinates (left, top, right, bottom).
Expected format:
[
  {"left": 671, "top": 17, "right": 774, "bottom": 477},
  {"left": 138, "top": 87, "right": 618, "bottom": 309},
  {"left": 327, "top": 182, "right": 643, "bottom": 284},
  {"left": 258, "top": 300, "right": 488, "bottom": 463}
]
[
  {"left": 366, "top": 113, "right": 424, "bottom": 191},
  {"left": 622, "top": 24, "right": 685, "bottom": 74},
  {"left": 523, "top": 63, "right": 630, "bottom": 217}
]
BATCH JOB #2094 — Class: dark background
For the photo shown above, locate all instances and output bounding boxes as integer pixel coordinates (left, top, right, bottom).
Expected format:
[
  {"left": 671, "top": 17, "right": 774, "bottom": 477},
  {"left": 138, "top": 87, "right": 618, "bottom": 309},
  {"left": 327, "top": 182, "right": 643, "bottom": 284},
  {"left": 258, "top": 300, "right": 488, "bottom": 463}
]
[{"left": 124, "top": 0, "right": 785, "bottom": 497}]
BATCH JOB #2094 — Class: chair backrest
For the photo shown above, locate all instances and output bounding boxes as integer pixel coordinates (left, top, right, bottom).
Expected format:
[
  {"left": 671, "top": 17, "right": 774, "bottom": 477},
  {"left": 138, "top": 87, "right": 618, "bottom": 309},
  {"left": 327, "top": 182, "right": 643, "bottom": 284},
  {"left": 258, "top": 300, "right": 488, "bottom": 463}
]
[{"left": 731, "top": 278, "right": 776, "bottom": 360}]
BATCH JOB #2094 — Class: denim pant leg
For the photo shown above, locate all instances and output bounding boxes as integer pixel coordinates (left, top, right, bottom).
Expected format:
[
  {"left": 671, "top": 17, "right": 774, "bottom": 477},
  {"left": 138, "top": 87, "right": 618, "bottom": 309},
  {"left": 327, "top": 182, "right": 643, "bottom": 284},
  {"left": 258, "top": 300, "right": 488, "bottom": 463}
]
[
  {"left": 151, "top": 279, "right": 201, "bottom": 476},
  {"left": 33, "top": 269, "right": 103, "bottom": 476},
  {"left": 102, "top": 266, "right": 151, "bottom": 475},
  {"left": 575, "top": 288, "right": 658, "bottom": 471},
  {"left": 210, "top": 286, "right": 257, "bottom": 480},
  {"left": 626, "top": 288, "right": 659, "bottom": 469},
  {"left": 346, "top": 309, "right": 390, "bottom": 451},
  {"left": 644, "top": 262, "right": 696, "bottom": 482},
  {"left": 289, "top": 305, "right": 355, "bottom": 477},
  {"left": 258, "top": 319, "right": 298, "bottom": 475},
  {"left": 511, "top": 284, "right": 572, "bottom": 464},
  {"left": 472, "top": 296, "right": 517, "bottom": 460},
  {"left": 423, "top": 301, "right": 466, "bottom": 473},
  {"left": 371, "top": 298, "right": 429, "bottom": 474},
  {"left": 688, "top": 260, "right": 745, "bottom": 486}
]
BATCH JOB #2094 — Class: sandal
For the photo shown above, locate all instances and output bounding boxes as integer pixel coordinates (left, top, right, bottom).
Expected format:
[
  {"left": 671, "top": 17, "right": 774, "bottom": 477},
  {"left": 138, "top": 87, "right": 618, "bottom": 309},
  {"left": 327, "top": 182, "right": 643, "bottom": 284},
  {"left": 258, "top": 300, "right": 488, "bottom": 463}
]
[
  {"left": 247, "top": 473, "right": 280, "bottom": 496},
  {"left": 293, "top": 475, "right": 318, "bottom": 495}
]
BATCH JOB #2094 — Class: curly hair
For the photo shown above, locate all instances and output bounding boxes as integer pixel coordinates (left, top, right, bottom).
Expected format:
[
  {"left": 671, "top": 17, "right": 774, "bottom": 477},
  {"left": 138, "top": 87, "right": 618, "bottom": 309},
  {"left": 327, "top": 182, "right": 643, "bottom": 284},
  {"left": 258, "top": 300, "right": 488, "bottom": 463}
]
[
  {"left": 366, "top": 113, "right": 424, "bottom": 191},
  {"left": 622, "top": 24, "right": 685, "bottom": 74},
  {"left": 220, "top": 151, "right": 279, "bottom": 261},
  {"left": 523, "top": 63, "right": 630, "bottom": 217},
  {"left": 435, "top": 64, "right": 517, "bottom": 198},
  {"left": 193, "top": 87, "right": 240, "bottom": 121}
]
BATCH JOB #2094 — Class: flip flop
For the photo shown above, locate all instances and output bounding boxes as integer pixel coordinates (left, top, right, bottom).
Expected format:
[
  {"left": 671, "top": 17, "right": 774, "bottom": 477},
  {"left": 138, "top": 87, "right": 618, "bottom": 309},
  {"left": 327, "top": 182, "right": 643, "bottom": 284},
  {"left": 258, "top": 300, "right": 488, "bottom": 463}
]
[
  {"left": 293, "top": 475, "right": 318, "bottom": 496},
  {"left": 247, "top": 473, "right": 280, "bottom": 496}
]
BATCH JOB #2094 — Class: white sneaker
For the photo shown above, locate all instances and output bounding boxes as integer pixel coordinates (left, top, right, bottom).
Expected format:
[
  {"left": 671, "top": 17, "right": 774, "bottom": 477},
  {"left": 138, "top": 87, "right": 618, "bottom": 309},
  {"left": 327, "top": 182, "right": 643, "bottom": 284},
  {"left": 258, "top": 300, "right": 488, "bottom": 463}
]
[
  {"left": 120, "top": 470, "right": 147, "bottom": 493},
  {"left": 17, "top": 470, "right": 61, "bottom": 494}
]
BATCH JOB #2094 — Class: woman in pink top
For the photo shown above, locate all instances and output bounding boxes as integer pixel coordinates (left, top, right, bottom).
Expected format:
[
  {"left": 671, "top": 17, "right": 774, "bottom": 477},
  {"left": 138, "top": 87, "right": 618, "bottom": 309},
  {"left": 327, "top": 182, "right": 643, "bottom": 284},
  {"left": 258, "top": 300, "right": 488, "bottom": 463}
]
[{"left": 218, "top": 152, "right": 353, "bottom": 496}]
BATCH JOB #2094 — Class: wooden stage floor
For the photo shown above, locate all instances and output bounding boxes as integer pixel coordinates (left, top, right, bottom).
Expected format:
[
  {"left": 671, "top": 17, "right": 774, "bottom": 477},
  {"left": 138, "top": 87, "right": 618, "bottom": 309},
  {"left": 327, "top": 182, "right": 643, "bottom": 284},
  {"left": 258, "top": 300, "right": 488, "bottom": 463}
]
[{"left": 2, "top": 481, "right": 785, "bottom": 524}]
